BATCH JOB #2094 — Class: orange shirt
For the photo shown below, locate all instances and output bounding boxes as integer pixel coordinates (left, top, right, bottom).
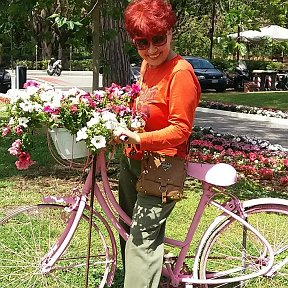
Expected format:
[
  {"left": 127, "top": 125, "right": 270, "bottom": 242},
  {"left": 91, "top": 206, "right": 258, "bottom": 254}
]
[{"left": 126, "top": 55, "right": 201, "bottom": 159}]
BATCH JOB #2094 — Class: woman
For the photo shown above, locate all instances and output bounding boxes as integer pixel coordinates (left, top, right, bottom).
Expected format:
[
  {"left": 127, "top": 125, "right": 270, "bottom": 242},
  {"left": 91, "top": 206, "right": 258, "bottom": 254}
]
[{"left": 115, "top": 0, "right": 201, "bottom": 287}]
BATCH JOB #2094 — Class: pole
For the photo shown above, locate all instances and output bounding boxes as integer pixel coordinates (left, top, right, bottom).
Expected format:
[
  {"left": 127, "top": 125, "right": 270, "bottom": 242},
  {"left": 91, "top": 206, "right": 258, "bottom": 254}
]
[
  {"left": 237, "top": 24, "right": 241, "bottom": 61},
  {"left": 70, "top": 45, "right": 72, "bottom": 71},
  {"left": 35, "top": 45, "right": 38, "bottom": 70},
  {"left": 10, "top": 26, "right": 13, "bottom": 69},
  {"left": 209, "top": 0, "right": 216, "bottom": 60}
]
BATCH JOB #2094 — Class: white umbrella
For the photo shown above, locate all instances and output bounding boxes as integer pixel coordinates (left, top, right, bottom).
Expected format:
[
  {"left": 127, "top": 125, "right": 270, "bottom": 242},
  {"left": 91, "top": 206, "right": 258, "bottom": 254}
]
[
  {"left": 260, "top": 25, "right": 288, "bottom": 41},
  {"left": 227, "top": 25, "right": 288, "bottom": 42},
  {"left": 227, "top": 30, "right": 264, "bottom": 42}
]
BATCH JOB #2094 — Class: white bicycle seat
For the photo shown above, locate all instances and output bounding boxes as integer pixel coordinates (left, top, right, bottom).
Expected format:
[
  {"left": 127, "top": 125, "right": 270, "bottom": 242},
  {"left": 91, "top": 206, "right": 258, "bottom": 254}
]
[{"left": 186, "top": 162, "right": 237, "bottom": 186}]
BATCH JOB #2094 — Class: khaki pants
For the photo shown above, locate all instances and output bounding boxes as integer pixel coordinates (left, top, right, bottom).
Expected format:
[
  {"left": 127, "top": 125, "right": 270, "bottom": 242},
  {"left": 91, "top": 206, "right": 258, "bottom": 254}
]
[{"left": 119, "top": 156, "right": 175, "bottom": 288}]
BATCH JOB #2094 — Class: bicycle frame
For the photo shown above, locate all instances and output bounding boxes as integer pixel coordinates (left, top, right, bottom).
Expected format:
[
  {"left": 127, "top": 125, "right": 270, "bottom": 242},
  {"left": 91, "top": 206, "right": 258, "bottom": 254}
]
[{"left": 41, "top": 150, "right": 275, "bottom": 286}]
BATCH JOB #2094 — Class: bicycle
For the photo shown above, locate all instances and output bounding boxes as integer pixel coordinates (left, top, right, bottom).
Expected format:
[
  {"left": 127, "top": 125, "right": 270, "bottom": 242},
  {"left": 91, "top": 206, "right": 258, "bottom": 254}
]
[{"left": 0, "top": 143, "right": 288, "bottom": 287}]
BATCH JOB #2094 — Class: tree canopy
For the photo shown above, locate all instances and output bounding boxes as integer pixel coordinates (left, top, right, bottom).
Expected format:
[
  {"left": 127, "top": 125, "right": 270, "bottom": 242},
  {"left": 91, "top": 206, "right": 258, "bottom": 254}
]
[{"left": 0, "top": 0, "right": 287, "bottom": 85}]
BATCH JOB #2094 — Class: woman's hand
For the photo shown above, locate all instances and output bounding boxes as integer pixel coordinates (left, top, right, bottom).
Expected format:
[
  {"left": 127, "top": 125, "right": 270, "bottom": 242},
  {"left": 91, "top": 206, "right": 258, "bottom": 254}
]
[{"left": 113, "top": 127, "right": 141, "bottom": 145}]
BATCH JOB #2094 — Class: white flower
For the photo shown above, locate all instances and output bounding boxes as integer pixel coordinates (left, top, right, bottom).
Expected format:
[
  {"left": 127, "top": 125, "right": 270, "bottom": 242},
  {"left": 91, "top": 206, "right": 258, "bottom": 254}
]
[
  {"left": 7, "top": 89, "right": 29, "bottom": 104},
  {"left": 131, "top": 117, "right": 145, "bottom": 130},
  {"left": 119, "top": 118, "right": 128, "bottom": 128},
  {"left": 101, "top": 110, "right": 117, "bottom": 122},
  {"left": 76, "top": 127, "right": 88, "bottom": 142},
  {"left": 93, "top": 90, "right": 105, "bottom": 98},
  {"left": 18, "top": 117, "right": 29, "bottom": 128},
  {"left": 39, "top": 90, "right": 54, "bottom": 103},
  {"left": 34, "top": 103, "right": 43, "bottom": 112},
  {"left": 8, "top": 118, "right": 15, "bottom": 125},
  {"left": 101, "top": 110, "right": 118, "bottom": 130},
  {"left": 26, "top": 86, "right": 40, "bottom": 96},
  {"left": 104, "top": 120, "right": 116, "bottom": 130},
  {"left": 87, "top": 112, "right": 101, "bottom": 127},
  {"left": 19, "top": 101, "right": 34, "bottom": 112},
  {"left": 91, "top": 135, "right": 106, "bottom": 149}
]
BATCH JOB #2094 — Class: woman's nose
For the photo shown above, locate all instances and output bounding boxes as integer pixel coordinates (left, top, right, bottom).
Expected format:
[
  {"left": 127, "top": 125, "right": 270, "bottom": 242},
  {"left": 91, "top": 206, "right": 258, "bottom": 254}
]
[{"left": 147, "top": 42, "right": 158, "bottom": 53}]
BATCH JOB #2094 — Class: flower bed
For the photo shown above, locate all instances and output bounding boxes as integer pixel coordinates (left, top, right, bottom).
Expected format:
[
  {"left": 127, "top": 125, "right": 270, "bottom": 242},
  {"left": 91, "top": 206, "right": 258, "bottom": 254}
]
[
  {"left": 199, "top": 101, "right": 288, "bottom": 119},
  {"left": 1, "top": 81, "right": 144, "bottom": 169},
  {"left": 189, "top": 126, "right": 288, "bottom": 188}
]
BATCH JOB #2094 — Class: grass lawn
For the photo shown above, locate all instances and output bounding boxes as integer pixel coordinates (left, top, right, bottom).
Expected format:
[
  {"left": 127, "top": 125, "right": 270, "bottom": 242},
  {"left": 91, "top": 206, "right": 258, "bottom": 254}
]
[
  {"left": 201, "top": 91, "right": 288, "bottom": 111},
  {"left": 0, "top": 99, "right": 287, "bottom": 287}
]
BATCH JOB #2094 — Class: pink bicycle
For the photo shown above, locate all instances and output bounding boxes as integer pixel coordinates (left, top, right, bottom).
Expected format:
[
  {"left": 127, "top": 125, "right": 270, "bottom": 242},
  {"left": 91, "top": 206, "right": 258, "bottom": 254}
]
[{"left": 0, "top": 148, "right": 288, "bottom": 287}]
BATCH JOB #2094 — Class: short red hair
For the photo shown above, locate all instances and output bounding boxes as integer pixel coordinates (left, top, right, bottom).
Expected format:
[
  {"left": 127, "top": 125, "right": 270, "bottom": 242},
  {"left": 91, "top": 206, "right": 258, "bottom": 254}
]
[{"left": 124, "top": 0, "right": 176, "bottom": 39}]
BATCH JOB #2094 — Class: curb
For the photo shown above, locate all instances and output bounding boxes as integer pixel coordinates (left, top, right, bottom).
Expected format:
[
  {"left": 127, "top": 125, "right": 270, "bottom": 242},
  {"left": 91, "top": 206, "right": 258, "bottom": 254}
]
[{"left": 196, "top": 107, "right": 288, "bottom": 127}]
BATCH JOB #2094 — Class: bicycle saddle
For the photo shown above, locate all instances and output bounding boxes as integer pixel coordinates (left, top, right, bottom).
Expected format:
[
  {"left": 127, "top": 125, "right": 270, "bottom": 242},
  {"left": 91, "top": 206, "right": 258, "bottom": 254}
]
[{"left": 186, "top": 162, "right": 237, "bottom": 186}]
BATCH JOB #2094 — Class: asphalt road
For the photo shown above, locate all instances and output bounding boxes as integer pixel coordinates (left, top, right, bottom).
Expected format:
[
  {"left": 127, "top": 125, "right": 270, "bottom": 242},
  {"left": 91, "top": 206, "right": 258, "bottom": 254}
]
[
  {"left": 5, "top": 69, "right": 288, "bottom": 150},
  {"left": 195, "top": 108, "right": 288, "bottom": 149},
  {"left": 9, "top": 69, "right": 96, "bottom": 92}
]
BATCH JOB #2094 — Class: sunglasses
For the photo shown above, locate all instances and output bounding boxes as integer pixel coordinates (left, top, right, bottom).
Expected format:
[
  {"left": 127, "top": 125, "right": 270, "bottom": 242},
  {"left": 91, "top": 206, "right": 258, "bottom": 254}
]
[{"left": 133, "top": 35, "right": 167, "bottom": 50}]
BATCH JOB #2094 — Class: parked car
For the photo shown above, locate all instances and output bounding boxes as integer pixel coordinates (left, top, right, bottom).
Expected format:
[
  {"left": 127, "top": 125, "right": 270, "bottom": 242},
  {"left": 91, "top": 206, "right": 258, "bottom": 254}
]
[
  {"left": 183, "top": 56, "right": 227, "bottom": 92},
  {"left": 0, "top": 67, "right": 11, "bottom": 93},
  {"left": 130, "top": 64, "right": 141, "bottom": 84}
]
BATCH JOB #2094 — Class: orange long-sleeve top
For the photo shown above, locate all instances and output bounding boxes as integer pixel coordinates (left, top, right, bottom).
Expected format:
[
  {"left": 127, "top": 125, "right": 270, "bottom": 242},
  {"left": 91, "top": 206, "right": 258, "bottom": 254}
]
[{"left": 126, "top": 55, "right": 201, "bottom": 159}]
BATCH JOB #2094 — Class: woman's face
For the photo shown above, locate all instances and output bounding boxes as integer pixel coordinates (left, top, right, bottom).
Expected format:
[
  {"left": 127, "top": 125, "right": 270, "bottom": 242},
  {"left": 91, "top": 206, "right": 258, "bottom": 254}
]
[{"left": 135, "top": 31, "right": 172, "bottom": 68}]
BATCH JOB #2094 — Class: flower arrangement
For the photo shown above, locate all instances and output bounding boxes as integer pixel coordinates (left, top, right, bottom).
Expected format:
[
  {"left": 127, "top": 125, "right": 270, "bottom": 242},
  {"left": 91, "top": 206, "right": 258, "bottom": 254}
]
[
  {"left": 199, "top": 101, "right": 288, "bottom": 119},
  {"left": 1, "top": 81, "right": 145, "bottom": 169},
  {"left": 188, "top": 126, "right": 288, "bottom": 187}
]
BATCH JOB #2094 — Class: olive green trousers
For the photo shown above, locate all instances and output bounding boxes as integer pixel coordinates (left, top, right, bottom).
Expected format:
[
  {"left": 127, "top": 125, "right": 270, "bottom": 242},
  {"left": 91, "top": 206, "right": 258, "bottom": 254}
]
[{"left": 119, "top": 156, "right": 175, "bottom": 288}]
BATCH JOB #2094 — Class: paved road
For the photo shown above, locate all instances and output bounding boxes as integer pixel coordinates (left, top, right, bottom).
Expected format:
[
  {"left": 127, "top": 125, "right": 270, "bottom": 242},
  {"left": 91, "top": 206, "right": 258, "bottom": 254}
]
[
  {"left": 195, "top": 108, "right": 288, "bottom": 149},
  {"left": 9, "top": 69, "right": 96, "bottom": 92}
]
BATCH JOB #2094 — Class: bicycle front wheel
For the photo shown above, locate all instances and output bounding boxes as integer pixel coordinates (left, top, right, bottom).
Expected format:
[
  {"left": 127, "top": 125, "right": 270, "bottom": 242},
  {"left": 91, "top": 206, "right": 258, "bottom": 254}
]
[
  {"left": 198, "top": 203, "right": 288, "bottom": 288},
  {"left": 0, "top": 204, "right": 115, "bottom": 288}
]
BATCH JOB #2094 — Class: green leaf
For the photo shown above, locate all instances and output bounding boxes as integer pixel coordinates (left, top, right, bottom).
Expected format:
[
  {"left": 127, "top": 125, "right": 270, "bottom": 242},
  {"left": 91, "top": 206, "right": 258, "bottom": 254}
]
[
  {"left": 48, "top": 13, "right": 60, "bottom": 19},
  {"left": 67, "top": 21, "right": 75, "bottom": 30}
]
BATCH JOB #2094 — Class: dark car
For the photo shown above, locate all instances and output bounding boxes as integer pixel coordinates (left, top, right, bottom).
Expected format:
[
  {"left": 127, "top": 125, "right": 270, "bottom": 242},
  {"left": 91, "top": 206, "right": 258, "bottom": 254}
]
[
  {"left": 183, "top": 56, "right": 227, "bottom": 92},
  {"left": 0, "top": 67, "right": 11, "bottom": 93},
  {"left": 130, "top": 64, "right": 141, "bottom": 84}
]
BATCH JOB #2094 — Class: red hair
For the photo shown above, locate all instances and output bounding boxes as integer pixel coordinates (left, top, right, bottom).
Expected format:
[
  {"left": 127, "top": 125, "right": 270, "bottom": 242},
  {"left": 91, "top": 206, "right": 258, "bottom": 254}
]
[{"left": 124, "top": 0, "right": 176, "bottom": 39}]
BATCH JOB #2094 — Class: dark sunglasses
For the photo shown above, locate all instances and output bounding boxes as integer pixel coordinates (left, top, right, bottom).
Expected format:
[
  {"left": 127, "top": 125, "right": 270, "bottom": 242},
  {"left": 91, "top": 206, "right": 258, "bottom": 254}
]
[{"left": 133, "top": 35, "right": 167, "bottom": 50}]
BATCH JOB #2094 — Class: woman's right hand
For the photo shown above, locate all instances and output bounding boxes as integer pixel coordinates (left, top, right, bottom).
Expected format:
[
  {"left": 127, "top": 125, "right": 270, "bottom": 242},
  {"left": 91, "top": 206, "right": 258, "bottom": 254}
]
[{"left": 113, "top": 127, "right": 141, "bottom": 145}]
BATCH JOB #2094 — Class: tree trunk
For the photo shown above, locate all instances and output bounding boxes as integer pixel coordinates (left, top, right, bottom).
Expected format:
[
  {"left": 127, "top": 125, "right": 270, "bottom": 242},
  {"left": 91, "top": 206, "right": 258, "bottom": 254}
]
[
  {"left": 101, "top": 0, "right": 131, "bottom": 87},
  {"left": 0, "top": 44, "right": 2, "bottom": 65},
  {"left": 91, "top": 0, "right": 102, "bottom": 90}
]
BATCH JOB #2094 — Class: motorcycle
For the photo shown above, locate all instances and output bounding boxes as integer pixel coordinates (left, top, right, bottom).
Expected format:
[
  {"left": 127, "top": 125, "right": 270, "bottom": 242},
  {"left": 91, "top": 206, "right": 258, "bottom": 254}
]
[
  {"left": 233, "top": 60, "right": 250, "bottom": 91},
  {"left": 47, "top": 59, "right": 62, "bottom": 76}
]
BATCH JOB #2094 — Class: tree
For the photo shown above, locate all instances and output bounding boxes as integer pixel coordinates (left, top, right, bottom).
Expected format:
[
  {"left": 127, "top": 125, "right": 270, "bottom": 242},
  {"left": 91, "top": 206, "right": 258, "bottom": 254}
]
[{"left": 100, "top": 0, "right": 131, "bottom": 87}]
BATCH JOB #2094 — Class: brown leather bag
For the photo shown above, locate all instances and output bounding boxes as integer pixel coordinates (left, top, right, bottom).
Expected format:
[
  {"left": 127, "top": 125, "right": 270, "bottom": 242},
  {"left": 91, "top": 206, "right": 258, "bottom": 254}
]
[{"left": 136, "top": 152, "right": 186, "bottom": 203}]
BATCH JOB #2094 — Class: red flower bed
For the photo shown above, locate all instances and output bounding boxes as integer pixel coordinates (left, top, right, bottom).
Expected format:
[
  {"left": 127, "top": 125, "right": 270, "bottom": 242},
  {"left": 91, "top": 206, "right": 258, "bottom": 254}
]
[{"left": 189, "top": 127, "right": 288, "bottom": 188}]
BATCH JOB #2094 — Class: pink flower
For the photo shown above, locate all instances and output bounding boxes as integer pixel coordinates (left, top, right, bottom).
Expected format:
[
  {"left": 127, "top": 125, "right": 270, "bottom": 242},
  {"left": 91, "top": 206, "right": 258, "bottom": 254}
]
[
  {"left": 43, "top": 105, "right": 60, "bottom": 115},
  {"left": 283, "top": 159, "right": 288, "bottom": 168},
  {"left": 249, "top": 152, "right": 258, "bottom": 162},
  {"left": 23, "top": 80, "right": 39, "bottom": 88},
  {"left": 2, "top": 126, "right": 11, "bottom": 137},
  {"left": 239, "top": 165, "right": 256, "bottom": 175},
  {"left": 14, "top": 126, "right": 24, "bottom": 135},
  {"left": 279, "top": 176, "right": 288, "bottom": 186},
  {"left": 259, "top": 167, "right": 274, "bottom": 180},
  {"left": 130, "top": 84, "right": 141, "bottom": 99},
  {"left": 70, "top": 104, "right": 78, "bottom": 113},
  {"left": 214, "top": 145, "right": 224, "bottom": 151},
  {"left": 15, "top": 152, "right": 35, "bottom": 170},
  {"left": 8, "top": 139, "right": 22, "bottom": 156}
]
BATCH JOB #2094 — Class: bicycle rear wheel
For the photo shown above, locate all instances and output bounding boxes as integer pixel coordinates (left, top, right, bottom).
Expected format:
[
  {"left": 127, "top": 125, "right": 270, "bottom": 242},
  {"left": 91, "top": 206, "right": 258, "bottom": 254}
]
[
  {"left": 198, "top": 203, "right": 288, "bottom": 288},
  {"left": 0, "top": 204, "right": 115, "bottom": 288}
]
